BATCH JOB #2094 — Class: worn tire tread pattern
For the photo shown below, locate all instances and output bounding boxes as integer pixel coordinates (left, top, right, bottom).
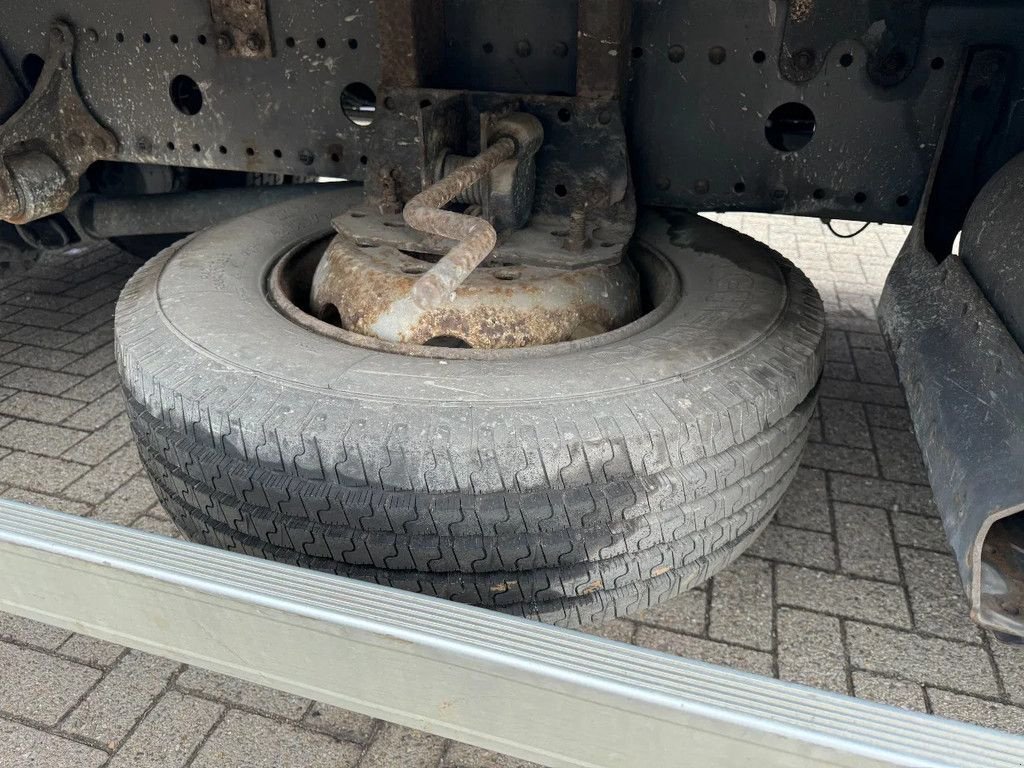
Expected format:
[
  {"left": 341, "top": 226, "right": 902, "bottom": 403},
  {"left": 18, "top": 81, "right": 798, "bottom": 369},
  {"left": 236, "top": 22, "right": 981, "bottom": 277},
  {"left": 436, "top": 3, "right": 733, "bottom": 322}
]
[{"left": 114, "top": 195, "right": 824, "bottom": 626}]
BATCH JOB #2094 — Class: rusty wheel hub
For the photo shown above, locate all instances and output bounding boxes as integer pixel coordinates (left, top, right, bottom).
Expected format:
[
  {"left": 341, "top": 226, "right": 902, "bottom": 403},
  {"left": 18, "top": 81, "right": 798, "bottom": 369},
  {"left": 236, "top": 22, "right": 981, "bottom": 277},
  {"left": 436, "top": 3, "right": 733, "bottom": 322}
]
[
  {"left": 304, "top": 111, "right": 642, "bottom": 351},
  {"left": 309, "top": 235, "right": 640, "bottom": 348}
]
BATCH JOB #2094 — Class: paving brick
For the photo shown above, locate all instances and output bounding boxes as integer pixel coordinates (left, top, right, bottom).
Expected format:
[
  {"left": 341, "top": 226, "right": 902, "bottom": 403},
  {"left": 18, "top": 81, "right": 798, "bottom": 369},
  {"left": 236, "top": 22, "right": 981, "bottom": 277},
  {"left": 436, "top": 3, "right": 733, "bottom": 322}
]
[
  {"left": 0, "top": 613, "right": 72, "bottom": 650},
  {"left": 802, "top": 442, "right": 877, "bottom": 476},
  {"left": 360, "top": 721, "right": 447, "bottom": 768},
  {"left": 62, "top": 343, "right": 114, "bottom": 377},
  {"left": 748, "top": 522, "right": 837, "bottom": 570},
  {"left": 834, "top": 503, "right": 899, "bottom": 582},
  {"left": 62, "top": 304, "right": 116, "bottom": 335},
  {"left": 0, "top": 486, "right": 93, "bottom": 516},
  {"left": 900, "top": 548, "right": 980, "bottom": 642},
  {"left": 192, "top": 710, "right": 361, "bottom": 768},
  {"left": 891, "top": 511, "right": 948, "bottom": 552},
  {"left": 0, "top": 640, "right": 102, "bottom": 726},
  {"left": 990, "top": 641, "right": 1024, "bottom": 707},
  {"left": 824, "top": 329, "right": 852, "bottom": 363},
  {"left": 851, "top": 348, "right": 898, "bottom": 386},
  {"left": 62, "top": 444, "right": 143, "bottom": 503},
  {"left": 61, "top": 413, "right": 130, "bottom": 465},
  {"left": 61, "top": 288, "right": 121, "bottom": 318},
  {"left": 2, "top": 346, "right": 80, "bottom": 372},
  {"left": 2, "top": 325, "right": 80, "bottom": 349},
  {"left": 4, "top": 307, "right": 79, "bottom": 330},
  {"left": 631, "top": 588, "right": 706, "bottom": 636},
  {"left": 927, "top": 689, "right": 1024, "bottom": 735},
  {"left": 709, "top": 556, "right": 773, "bottom": 651},
  {"left": 775, "top": 467, "right": 831, "bottom": 532},
  {"left": 108, "top": 691, "right": 222, "bottom": 768},
  {"left": 0, "top": 419, "right": 86, "bottom": 457},
  {"left": 61, "top": 373, "right": 121, "bottom": 411},
  {"left": 846, "top": 623, "right": 998, "bottom": 697},
  {"left": 819, "top": 398, "right": 872, "bottom": 449},
  {"left": 829, "top": 472, "right": 936, "bottom": 516},
  {"left": 0, "top": 452, "right": 88, "bottom": 494},
  {"left": 864, "top": 403, "right": 912, "bottom": 431},
  {"left": 0, "top": 719, "right": 107, "bottom": 768},
  {"left": 132, "top": 514, "right": 182, "bottom": 538},
  {"left": 175, "top": 666, "right": 310, "bottom": 720},
  {"left": 820, "top": 378, "right": 906, "bottom": 407},
  {"left": 777, "top": 608, "right": 847, "bottom": 693},
  {"left": 7, "top": 208, "right": 1022, "bottom": 760},
  {"left": 91, "top": 476, "right": 159, "bottom": 525},
  {"left": 0, "top": 391, "right": 83, "bottom": 423},
  {"left": 633, "top": 627, "right": 773, "bottom": 676},
  {"left": 0, "top": 366, "right": 82, "bottom": 396},
  {"left": 776, "top": 565, "right": 910, "bottom": 627},
  {"left": 302, "top": 702, "right": 377, "bottom": 744},
  {"left": 580, "top": 618, "right": 636, "bottom": 643},
  {"left": 443, "top": 741, "right": 542, "bottom": 768},
  {"left": 806, "top": 412, "right": 824, "bottom": 442},
  {"left": 823, "top": 361, "right": 857, "bottom": 381},
  {"left": 851, "top": 672, "right": 927, "bottom": 712},
  {"left": 3, "top": 291, "right": 75, "bottom": 312},
  {"left": 57, "top": 634, "right": 126, "bottom": 668},
  {"left": 62, "top": 325, "right": 113, "bottom": 355},
  {"left": 63, "top": 650, "right": 179, "bottom": 747},
  {"left": 872, "top": 427, "right": 929, "bottom": 485}
]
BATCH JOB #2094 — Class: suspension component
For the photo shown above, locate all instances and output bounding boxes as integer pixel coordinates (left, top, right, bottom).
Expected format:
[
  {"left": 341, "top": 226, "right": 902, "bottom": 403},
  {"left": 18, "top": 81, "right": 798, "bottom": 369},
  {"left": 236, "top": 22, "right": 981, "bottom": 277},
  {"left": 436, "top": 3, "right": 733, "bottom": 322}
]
[{"left": 0, "top": 23, "right": 118, "bottom": 224}]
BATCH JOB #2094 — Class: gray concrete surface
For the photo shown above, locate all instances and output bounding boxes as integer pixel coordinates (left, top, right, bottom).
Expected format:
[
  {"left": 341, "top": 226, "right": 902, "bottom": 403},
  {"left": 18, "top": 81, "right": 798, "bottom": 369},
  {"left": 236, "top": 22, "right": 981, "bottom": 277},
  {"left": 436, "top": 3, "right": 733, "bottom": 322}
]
[{"left": 0, "top": 213, "right": 1021, "bottom": 767}]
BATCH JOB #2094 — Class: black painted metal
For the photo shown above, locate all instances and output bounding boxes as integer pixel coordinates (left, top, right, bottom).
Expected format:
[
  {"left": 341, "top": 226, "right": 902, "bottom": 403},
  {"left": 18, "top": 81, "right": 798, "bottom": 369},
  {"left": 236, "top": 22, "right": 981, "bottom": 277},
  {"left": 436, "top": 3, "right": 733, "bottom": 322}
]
[
  {"left": 1, "top": 1, "right": 1024, "bottom": 223},
  {"left": 879, "top": 225, "right": 1024, "bottom": 638}
]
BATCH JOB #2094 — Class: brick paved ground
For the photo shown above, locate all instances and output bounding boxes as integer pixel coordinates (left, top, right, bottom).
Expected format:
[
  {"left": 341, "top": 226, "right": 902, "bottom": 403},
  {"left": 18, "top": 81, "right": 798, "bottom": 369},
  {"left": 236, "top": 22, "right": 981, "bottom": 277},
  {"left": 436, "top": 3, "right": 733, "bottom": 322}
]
[{"left": 0, "top": 214, "right": 1021, "bottom": 767}]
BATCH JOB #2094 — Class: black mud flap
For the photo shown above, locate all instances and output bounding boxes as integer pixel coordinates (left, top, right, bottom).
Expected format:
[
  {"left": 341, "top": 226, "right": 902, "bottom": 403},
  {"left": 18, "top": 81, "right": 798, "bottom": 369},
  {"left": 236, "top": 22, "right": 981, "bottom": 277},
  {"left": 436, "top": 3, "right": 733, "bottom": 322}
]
[{"left": 879, "top": 233, "right": 1024, "bottom": 640}]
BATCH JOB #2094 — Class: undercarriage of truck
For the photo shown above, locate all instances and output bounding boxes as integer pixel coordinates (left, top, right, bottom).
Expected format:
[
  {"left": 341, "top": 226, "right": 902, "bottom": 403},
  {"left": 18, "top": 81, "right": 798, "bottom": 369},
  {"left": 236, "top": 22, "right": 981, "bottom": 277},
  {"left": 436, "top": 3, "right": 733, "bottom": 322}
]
[{"left": 0, "top": 0, "right": 1022, "bottom": 646}]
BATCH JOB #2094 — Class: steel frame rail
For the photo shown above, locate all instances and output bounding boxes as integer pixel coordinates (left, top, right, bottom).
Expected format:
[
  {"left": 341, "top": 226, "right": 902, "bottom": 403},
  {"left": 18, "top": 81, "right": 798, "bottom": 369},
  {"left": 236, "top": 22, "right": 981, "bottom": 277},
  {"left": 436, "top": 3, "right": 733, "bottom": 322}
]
[{"left": 0, "top": 499, "right": 1021, "bottom": 768}]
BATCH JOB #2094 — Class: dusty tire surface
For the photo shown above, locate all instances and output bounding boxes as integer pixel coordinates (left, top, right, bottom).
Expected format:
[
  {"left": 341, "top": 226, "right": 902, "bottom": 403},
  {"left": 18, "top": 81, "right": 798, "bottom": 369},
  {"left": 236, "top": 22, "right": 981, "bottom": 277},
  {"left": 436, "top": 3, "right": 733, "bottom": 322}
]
[{"left": 115, "top": 189, "right": 825, "bottom": 625}]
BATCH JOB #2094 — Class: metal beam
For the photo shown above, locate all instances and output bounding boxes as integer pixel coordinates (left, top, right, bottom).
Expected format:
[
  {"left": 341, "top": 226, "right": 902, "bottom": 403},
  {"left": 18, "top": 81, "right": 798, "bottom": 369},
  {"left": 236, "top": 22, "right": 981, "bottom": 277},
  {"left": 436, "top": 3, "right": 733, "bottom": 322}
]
[{"left": 0, "top": 499, "right": 1020, "bottom": 768}]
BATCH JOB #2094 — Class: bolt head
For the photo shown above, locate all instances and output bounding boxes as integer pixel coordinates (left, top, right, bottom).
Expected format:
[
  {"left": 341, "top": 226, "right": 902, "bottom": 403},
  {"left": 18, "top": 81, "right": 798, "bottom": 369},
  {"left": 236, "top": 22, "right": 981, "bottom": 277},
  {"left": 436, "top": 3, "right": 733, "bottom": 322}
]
[
  {"left": 216, "top": 32, "right": 234, "bottom": 50},
  {"left": 245, "top": 33, "right": 264, "bottom": 51},
  {"left": 552, "top": 41, "right": 569, "bottom": 58},
  {"left": 693, "top": 179, "right": 710, "bottom": 194},
  {"left": 794, "top": 48, "right": 816, "bottom": 71},
  {"left": 515, "top": 40, "right": 532, "bottom": 58},
  {"left": 708, "top": 46, "right": 725, "bottom": 65}
]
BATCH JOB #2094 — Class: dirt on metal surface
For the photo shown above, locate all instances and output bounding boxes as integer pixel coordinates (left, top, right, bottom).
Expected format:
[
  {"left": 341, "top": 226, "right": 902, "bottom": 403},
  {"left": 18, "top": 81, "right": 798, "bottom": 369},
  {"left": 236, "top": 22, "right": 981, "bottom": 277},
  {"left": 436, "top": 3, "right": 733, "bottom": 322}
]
[
  {"left": 0, "top": 23, "right": 118, "bottom": 224},
  {"left": 309, "top": 234, "right": 640, "bottom": 348},
  {"left": 401, "top": 135, "right": 517, "bottom": 308},
  {"left": 208, "top": 0, "right": 275, "bottom": 58}
]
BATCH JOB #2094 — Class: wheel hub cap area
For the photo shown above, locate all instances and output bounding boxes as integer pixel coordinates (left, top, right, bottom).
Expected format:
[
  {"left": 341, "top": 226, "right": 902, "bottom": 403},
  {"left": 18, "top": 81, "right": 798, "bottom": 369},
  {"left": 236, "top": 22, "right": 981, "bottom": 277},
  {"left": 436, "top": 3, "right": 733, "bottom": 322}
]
[{"left": 309, "top": 235, "right": 641, "bottom": 349}]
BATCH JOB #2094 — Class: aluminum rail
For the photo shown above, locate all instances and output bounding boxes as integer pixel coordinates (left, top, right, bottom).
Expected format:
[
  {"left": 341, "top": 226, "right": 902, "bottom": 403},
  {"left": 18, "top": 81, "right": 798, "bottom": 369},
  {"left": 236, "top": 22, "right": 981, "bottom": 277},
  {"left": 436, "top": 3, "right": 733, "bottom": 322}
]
[{"left": 0, "top": 499, "right": 1021, "bottom": 768}]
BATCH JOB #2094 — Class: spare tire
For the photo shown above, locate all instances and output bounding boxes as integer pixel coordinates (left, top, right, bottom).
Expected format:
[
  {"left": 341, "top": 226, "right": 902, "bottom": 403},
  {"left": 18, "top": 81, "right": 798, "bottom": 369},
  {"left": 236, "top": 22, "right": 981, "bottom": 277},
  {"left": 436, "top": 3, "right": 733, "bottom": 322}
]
[{"left": 115, "top": 188, "right": 824, "bottom": 626}]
